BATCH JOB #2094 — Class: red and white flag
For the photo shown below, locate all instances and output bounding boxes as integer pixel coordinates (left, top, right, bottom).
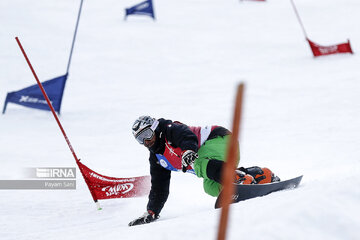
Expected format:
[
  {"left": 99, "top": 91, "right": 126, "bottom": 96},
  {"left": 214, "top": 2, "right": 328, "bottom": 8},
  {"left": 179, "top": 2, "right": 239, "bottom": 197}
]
[
  {"left": 307, "top": 38, "right": 353, "bottom": 57},
  {"left": 77, "top": 160, "right": 151, "bottom": 201}
]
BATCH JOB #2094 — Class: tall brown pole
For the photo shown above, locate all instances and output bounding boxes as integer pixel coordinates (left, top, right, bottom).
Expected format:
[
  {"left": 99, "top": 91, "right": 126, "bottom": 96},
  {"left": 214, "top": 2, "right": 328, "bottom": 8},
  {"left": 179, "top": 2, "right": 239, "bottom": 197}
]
[{"left": 217, "top": 83, "right": 245, "bottom": 240}]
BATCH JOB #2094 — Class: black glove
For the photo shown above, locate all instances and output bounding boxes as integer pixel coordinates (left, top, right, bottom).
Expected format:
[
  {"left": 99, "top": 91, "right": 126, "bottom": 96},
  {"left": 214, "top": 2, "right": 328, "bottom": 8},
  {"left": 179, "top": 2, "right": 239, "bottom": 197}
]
[
  {"left": 128, "top": 210, "right": 159, "bottom": 227},
  {"left": 181, "top": 150, "right": 198, "bottom": 172}
]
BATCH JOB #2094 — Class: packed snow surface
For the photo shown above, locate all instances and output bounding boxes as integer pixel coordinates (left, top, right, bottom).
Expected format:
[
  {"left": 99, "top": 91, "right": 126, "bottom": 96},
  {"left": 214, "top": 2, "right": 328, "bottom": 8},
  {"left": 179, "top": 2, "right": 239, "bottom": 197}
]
[{"left": 1, "top": 0, "right": 359, "bottom": 239}]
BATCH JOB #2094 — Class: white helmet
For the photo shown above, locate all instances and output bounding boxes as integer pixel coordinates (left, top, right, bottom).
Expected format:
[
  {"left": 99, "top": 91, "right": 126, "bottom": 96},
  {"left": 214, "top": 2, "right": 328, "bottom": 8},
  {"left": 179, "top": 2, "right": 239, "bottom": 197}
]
[{"left": 132, "top": 116, "right": 159, "bottom": 144}]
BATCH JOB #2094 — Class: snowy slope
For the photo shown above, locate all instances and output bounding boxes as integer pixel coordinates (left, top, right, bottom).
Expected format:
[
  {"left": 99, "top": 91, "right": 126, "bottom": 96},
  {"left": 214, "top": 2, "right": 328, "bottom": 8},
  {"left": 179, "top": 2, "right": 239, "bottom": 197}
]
[{"left": 1, "top": 0, "right": 360, "bottom": 239}]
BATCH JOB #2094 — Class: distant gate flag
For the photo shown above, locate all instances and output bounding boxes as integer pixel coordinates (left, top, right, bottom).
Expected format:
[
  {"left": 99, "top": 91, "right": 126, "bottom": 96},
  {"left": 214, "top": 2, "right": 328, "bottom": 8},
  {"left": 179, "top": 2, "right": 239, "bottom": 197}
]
[
  {"left": 76, "top": 160, "right": 151, "bottom": 200},
  {"left": 290, "top": 0, "right": 354, "bottom": 57},
  {"left": 2, "top": 74, "right": 67, "bottom": 114},
  {"left": 307, "top": 38, "right": 353, "bottom": 57},
  {"left": 125, "top": 0, "right": 155, "bottom": 20}
]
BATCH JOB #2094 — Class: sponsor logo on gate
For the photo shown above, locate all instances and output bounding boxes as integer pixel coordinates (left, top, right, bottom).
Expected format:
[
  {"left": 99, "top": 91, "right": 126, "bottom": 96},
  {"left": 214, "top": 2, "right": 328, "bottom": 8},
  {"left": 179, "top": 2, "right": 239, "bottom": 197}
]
[
  {"left": 137, "top": 2, "right": 149, "bottom": 10},
  {"left": 318, "top": 45, "right": 338, "bottom": 54},
  {"left": 102, "top": 183, "right": 134, "bottom": 196},
  {"left": 90, "top": 172, "right": 135, "bottom": 183},
  {"left": 20, "top": 95, "right": 50, "bottom": 105}
]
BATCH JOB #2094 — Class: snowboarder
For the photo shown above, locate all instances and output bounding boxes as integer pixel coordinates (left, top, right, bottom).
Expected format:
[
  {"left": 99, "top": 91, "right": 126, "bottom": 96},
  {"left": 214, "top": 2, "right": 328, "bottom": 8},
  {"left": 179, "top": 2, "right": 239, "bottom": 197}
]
[{"left": 128, "top": 116, "right": 280, "bottom": 226}]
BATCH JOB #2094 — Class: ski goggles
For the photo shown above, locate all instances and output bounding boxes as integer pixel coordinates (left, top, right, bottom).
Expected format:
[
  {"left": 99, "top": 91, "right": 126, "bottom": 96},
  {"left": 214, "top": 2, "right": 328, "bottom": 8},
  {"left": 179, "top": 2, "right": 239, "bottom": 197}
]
[
  {"left": 135, "top": 127, "right": 154, "bottom": 144},
  {"left": 135, "top": 120, "right": 159, "bottom": 145}
]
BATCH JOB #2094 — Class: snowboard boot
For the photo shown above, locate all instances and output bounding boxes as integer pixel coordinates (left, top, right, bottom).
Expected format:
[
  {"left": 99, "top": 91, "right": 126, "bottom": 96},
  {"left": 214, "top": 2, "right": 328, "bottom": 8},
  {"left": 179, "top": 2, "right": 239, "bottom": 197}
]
[
  {"left": 234, "top": 170, "right": 256, "bottom": 185},
  {"left": 238, "top": 166, "right": 280, "bottom": 184}
]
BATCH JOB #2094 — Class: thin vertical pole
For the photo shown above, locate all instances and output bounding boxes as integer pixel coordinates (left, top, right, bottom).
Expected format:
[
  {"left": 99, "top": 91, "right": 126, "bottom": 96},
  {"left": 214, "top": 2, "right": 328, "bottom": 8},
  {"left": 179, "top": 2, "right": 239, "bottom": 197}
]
[
  {"left": 290, "top": 0, "right": 308, "bottom": 39},
  {"left": 66, "top": 0, "right": 84, "bottom": 74},
  {"left": 217, "top": 83, "right": 245, "bottom": 240}
]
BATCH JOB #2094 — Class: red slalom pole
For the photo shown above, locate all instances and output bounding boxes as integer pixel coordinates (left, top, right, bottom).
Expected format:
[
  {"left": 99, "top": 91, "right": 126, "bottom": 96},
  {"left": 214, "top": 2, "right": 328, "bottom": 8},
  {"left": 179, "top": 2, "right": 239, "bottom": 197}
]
[
  {"left": 15, "top": 37, "right": 79, "bottom": 162},
  {"left": 15, "top": 37, "right": 100, "bottom": 208}
]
